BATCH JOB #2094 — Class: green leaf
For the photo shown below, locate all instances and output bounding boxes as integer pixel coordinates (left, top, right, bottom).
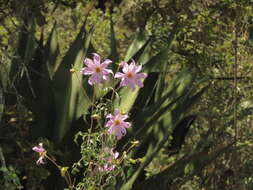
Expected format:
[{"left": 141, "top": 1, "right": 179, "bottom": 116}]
[
  {"left": 9, "top": 17, "right": 37, "bottom": 89},
  {"left": 109, "top": 15, "right": 119, "bottom": 71},
  {"left": 29, "top": 36, "right": 56, "bottom": 139},
  {"left": 113, "top": 87, "right": 141, "bottom": 113},
  {"left": 45, "top": 22, "right": 60, "bottom": 79},
  {"left": 168, "top": 115, "right": 196, "bottom": 152},
  {"left": 144, "top": 49, "right": 169, "bottom": 72},
  {"left": 121, "top": 84, "right": 207, "bottom": 190},
  {"left": 52, "top": 24, "right": 93, "bottom": 143},
  {"left": 135, "top": 143, "right": 233, "bottom": 189},
  {"left": 134, "top": 68, "right": 196, "bottom": 141},
  {"left": 113, "top": 29, "right": 151, "bottom": 112},
  {"left": 23, "top": 18, "right": 37, "bottom": 66},
  {"left": 124, "top": 29, "right": 150, "bottom": 62}
]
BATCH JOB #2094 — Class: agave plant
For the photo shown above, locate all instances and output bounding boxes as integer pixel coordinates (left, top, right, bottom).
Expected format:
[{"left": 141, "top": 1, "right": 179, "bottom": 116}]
[{"left": 1, "top": 14, "right": 236, "bottom": 190}]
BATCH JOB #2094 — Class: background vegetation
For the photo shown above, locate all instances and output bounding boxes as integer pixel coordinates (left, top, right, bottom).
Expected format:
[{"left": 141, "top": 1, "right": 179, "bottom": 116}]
[{"left": 1, "top": 0, "right": 253, "bottom": 189}]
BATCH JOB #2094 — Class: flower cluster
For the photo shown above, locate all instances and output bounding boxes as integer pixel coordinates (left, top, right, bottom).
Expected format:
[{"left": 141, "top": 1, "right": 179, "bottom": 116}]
[
  {"left": 32, "top": 143, "right": 46, "bottom": 165},
  {"left": 95, "top": 109, "right": 131, "bottom": 172},
  {"left": 98, "top": 148, "right": 119, "bottom": 172},
  {"left": 33, "top": 53, "right": 142, "bottom": 174},
  {"left": 80, "top": 53, "right": 147, "bottom": 90}
]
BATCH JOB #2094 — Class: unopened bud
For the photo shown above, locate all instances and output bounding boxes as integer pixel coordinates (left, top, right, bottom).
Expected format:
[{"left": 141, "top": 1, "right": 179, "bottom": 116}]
[
  {"left": 131, "top": 140, "right": 140, "bottom": 146},
  {"left": 69, "top": 68, "right": 75, "bottom": 73},
  {"left": 91, "top": 114, "right": 100, "bottom": 119}
]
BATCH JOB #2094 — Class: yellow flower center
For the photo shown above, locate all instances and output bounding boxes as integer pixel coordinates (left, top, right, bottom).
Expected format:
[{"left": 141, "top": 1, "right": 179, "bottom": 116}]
[
  {"left": 127, "top": 72, "right": 133, "bottom": 78},
  {"left": 39, "top": 151, "right": 46, "bottom": 157},
  {"left": 95, "top": 67, "right": 101, "bottom": 73},
  {"left": 114, "top": 120, "right": 121, "bottom": 125}
]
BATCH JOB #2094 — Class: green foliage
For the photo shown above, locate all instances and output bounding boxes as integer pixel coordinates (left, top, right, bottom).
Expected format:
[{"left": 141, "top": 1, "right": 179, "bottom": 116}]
[
  {"left": 0, "top": 165, "right": 22, "bottom": 190},
  {"left": 52, "top": 23, "right": 93, "bottom": 142},
  {"left": 1, "top": 0, "right": 253, "bottom": 189}
]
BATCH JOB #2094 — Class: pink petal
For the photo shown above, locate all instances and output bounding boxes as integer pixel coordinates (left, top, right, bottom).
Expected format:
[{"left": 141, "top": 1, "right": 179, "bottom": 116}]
[
  {"left": 93, "top": 53, "right": 101, "bottom": 65},
  {"left": 32, "top": 146, "right": 45, "bottom": 153},
  {"left": 121, "top": 114, "right": 129, "bottom": 121},
  {"left": 128, "top": 80, "right": 136, "bottom": 90},
  {"left": 122, "top": 122, "right": 131, "bottom": 128},
  {"left": 115, "top": 127, "right": 126, "bottom": 140},
  {"left": 103, "top": 68, "right": 113, "bottom": 75},
  {"left": 105, "top": 120, "right": 113, "bottom": 128},
  {"left": 84, "top": 58, "right": 94, "bottom": 67},
  {"left": 36, "top": 156, "right": 45, "bottom": 165},
  {"left": 130, "top": 59, "right": 136, "bottom": 65},
  {"left": 101, "top": 59, "right": 112, "bottom": 67},
  {"left": 134, "top": 79, "right": 144, "bottom": 88},
  {"left": 119, "top": 61, "right": 127, "bottom": 67},
  {"left": 88, "top": 73, "right": 102, "bottom": 85},
  {"left": 136, "top": 72, "right": 147, "bottom": 79},
  {"left": 106, "top": 113, "right": 114, "bottom": 119},
  {"left": 128, "top": 62, "right": 135, "bottom": 71},
  {"left": 120, "top": 78, "right": 130, "bottom": 87},
  {"left": 122, "top": 64, "right": 130, "bottom": 73},
  {"left": 80, "top": 67, "right": 94, "bottom": 75},
  {"left": 134, "top": 65, "right": 142, "bottom": 73},
  {"left": 115, "top": 72, "right": 124, "bottom": 79}
]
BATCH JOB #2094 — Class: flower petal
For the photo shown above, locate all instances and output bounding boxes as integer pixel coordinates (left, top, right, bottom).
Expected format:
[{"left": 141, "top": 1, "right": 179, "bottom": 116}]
[
  {"left": 80, "top": 67, "right": 94, "bottom": 75},
  {"left": 36, "top": 156, "right": 45, "bottom": 165},
  {"left": 93, "top": 53, "right": 101, "bottom": 65},
  {"left": 103, "top": 68, "right": 114, "bottom": 75},
  {"left": 135, "top": 72, "right": 147, "bottom": 79},
  {"left": 115, "top": 72, "right": 125, "bottom": 79},
  {"left": 89, "top": 73, "right": 102, "bottom": 84},
  {"left": 134, "top": 79, "right": 144, "bottom": 88},
  {"left": 84, "top": 58, "right": 94, "bottom": 67},
  {"left": 128, "top": 79, "right": 136, "bottom": 90},
  {"left": 32, "top": 145, "right": 45, "bottom": 153},
  {"left": 101, "top": 59, "right": 112, "bottom": 67}
]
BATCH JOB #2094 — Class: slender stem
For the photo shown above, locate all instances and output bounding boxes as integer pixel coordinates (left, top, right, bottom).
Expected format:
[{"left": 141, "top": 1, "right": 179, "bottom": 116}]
[
  {"left": 65, "top": 171, "right": 74, "bottom": 188},
  {"left": 87, "top": 86, "right": 96, "bottom": 145},
  {"left": 111, "top": 86, "right": 120, "bottom": 101},
  {"left": 45, "top": 154, "right": 61, "bottom": 169},
  {"left": 110, "top": 63, "right": 121, "bottom": 105},
  {"left": 0, "top": 146, "right": 8, "bottom": 188},
  {"left": 45, "top": 155, "right": 72, "bottom": 187},
  {"left": 118, "top": 143, "right": 137, "bottom": 164}
]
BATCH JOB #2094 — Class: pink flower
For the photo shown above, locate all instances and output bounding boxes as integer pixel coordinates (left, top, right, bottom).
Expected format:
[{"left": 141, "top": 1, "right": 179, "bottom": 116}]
[
  {"left": 98, "top": 148, "right": 119, "bottom": 172},
  {"left": 115, "top": 60, "right": 147, "bottom": 90},
  {"left": 80, "top": 53, "right": 113, "bottom": 85},
  {"left": 32, "top": 143, "right": 46, "bottom": 165},
  {"left": 105, "top": 109, "right": 131, "bottom": 140}
]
